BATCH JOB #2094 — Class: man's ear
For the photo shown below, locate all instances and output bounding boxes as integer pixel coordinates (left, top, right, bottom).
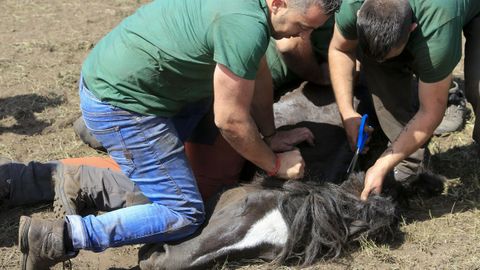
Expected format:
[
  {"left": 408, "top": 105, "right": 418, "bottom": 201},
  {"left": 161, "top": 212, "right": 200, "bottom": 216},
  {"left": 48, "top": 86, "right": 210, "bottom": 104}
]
[
  {"left": 410, "top": 23, "right": 418, "bottom": 32},
  {"left": 271, "top": 0, "right": 286, "bottom": 13}
]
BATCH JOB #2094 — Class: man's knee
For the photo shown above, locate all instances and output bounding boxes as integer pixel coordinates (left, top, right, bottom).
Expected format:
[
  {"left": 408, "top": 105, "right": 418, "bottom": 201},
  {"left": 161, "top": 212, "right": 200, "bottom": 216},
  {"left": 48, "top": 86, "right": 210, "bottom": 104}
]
[
  {"left": 182, "top": 202, "right": 206, "bottom": 227},
  {"left": 165, "top": 202, "right": 206, "bottom": 237}
]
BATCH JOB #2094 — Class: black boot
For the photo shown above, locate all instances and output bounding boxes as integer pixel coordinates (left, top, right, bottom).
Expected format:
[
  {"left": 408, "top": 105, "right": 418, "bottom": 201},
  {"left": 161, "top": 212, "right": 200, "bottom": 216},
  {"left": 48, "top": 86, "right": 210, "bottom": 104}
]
[{"left": 73, "top": 116, "right": 105, "bottom": 151}]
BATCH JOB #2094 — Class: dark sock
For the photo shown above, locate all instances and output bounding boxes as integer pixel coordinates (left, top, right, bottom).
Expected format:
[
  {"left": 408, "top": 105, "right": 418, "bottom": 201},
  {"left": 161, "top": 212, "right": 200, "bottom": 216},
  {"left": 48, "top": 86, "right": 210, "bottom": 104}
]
[{"left": 63, "top": 221, "right": 75, "bottom": 253}]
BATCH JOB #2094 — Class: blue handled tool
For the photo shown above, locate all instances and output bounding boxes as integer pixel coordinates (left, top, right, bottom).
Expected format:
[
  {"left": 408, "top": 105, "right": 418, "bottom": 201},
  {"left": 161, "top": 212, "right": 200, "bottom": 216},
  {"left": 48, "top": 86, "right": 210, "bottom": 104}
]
[{"left": 346, "top": 114, "right": 369, "bottom": 178}]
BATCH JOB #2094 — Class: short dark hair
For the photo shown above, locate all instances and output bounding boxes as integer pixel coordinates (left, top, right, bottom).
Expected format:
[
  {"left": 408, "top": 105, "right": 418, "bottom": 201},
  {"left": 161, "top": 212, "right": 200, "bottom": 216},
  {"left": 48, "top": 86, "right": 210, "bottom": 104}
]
[
  {"left": 357, "top": 0, "right": 412, "bottom": 61},
  {"left": 289, "top": 0, "right": 342, "bottom": 15}
]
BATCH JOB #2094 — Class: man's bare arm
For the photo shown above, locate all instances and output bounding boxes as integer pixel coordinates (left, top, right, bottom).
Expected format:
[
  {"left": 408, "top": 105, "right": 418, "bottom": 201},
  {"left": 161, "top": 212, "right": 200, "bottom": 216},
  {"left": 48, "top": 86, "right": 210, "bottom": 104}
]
[
  {"left": 361, "top": 75, "right": 451, "bottom": 200},
  {"left": 329, "top": 24, "right": 358, "bottom": 118},
  {"left": 213, "top": 64, "right": 304, "bottom": 179}
]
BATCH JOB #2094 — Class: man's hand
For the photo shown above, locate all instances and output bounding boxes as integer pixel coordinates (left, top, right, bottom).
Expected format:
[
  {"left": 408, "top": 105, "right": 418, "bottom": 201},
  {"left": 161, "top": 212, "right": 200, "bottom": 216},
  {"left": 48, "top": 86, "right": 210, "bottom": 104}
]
[
  {"left": 342, "top": 112, "right": 373, "bottom": 153},
  {"left": 360, "top": 164, "right": 387, "bottom": 200},
  {"left": 267, "top": 127, "right": 315, "bottom": 152},
  {"left": 276, "top": 149, "right": 305, "bottom": 179}
]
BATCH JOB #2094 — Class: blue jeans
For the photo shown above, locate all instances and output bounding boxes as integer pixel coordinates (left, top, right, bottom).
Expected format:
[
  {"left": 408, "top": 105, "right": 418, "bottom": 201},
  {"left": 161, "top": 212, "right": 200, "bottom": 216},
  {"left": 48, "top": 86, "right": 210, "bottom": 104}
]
[{"left": 67, "top": 78, "right": 208, "bottom": 252}]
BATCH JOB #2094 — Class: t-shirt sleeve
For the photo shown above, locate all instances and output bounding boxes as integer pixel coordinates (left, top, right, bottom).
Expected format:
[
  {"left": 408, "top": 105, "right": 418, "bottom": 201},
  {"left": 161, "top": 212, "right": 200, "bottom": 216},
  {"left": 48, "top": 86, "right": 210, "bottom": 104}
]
[
  {"left": 413, "top": 22, "right": 462, "bottom": 83},
  {"left": 209, "top": 15, "right": 269, "bottom": 80},
  {"left": 335, "top": 0, "right": 362, "bottom": 40}
]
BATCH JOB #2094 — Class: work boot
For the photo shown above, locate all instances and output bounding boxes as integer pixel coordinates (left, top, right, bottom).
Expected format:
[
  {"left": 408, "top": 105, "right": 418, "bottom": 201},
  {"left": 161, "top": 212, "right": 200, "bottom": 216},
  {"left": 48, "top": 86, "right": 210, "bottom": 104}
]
[
  {"left": 0, "top": 157, "right": 13, "bottom": 203},
  {"left": 434, "top": 81, "right": 467, "bottom": 135},
  {"left": 73, "top": 117, "right": 105, "bottom": 151},
  {"left": 52, "top": 163, "right": 150, "bottom": 218},
  {"left": 52, "top": 163, "right": 83, "bottom": 218},
  {"left": 18, "top": 216, "right": 76, "bottom": 270}
]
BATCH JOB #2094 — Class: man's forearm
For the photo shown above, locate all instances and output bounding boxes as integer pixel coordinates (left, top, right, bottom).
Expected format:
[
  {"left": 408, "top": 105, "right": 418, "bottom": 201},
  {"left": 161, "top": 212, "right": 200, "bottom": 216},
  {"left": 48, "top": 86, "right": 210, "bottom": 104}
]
[
  {"left": 372, "top": 111, "right": 439, "bottom": 174},
  {"left": 329, "top": 46, "right": 357, "bottom": 119},
  {"left": 218, "top": 116, "right": 276, "bottom": 172}
]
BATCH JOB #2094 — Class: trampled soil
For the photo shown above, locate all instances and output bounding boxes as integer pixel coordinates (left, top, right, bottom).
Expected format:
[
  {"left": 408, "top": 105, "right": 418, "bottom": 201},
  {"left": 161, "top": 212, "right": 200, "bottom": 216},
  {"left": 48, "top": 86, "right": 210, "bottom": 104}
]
[{"left": 0, "top": 1, "right": 478, "bottom": 269}]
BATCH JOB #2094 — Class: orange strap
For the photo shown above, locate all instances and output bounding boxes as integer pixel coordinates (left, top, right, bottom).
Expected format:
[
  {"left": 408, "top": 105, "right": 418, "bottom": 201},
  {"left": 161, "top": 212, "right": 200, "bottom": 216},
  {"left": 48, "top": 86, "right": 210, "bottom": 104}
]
[{"left": 60, "top": 157, "right": 121, "bottom": 171}]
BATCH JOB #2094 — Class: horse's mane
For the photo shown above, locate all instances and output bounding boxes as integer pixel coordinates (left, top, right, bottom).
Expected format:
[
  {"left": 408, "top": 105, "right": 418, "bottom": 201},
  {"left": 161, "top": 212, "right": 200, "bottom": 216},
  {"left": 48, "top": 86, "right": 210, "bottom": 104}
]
[{"left": 271, "top": 172, "right": 398, "bottom": 266}]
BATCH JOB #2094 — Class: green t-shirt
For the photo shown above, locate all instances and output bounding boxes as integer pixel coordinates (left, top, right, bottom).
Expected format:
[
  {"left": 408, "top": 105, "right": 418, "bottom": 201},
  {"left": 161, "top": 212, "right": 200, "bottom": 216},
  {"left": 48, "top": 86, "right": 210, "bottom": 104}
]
[
  {"left": 82, "top": 0, "right": 270, "bottom": 116},
  {"left": 266, "top": 16, "right": 334, "bottom": 88},
  {"left": 336, "top": 0, "right": 480, "bottom": 83}
]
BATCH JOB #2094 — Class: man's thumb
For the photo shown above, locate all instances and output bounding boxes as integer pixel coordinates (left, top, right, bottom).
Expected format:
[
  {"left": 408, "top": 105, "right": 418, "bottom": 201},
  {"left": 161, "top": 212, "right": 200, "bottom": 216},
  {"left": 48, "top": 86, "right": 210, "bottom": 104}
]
[{"left": 360, "top": 189, "right": 369, "bottom": 201}]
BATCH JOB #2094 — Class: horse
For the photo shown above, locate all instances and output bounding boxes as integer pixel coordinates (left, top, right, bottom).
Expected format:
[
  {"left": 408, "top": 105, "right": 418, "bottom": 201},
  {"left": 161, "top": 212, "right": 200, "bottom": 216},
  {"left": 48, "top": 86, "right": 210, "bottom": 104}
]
[
  {"left": 137, "top": 172, "right": 398, "bottom": 269},
  {"left": 137, "top": 83, "right": 399, "bottom": 269}
]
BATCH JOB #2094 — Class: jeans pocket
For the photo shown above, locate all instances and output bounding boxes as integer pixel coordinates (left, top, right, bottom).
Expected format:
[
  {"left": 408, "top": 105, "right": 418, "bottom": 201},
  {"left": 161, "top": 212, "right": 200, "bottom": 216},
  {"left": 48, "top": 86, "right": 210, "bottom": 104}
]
[{"left": 87, "top": 124, "right": 136, "bottom": 177}]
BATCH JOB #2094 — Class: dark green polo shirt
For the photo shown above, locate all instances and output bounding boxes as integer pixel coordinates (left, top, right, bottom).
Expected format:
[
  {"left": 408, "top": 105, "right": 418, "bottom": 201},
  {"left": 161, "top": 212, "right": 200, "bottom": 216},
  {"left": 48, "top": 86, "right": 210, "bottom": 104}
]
[
  {"left": 336, "top": 0, "right": 480, "bottom": 83},
  {"left": 82, "top": 0, "right": 270, "bottom": 116}
]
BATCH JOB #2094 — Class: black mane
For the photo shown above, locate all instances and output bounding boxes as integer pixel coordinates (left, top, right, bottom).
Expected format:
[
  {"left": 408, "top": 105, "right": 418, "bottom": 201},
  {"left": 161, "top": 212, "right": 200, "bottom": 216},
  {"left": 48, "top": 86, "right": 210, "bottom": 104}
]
[{"left": 272, "top": 172, "right": 398, "bottom": 266}]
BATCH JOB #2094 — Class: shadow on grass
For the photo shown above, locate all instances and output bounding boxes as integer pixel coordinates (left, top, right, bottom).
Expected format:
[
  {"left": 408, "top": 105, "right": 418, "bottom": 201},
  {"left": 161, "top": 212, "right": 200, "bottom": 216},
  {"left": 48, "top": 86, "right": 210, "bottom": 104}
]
[{"left": 0, "top": 93, "right": 65, "bottom": 135}]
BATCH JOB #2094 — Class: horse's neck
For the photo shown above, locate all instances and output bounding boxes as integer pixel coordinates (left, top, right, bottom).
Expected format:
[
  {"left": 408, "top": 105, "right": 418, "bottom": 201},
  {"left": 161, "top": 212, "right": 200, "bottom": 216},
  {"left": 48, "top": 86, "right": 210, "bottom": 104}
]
[{"left": 139, "top": 185, "right": 284, "bottom": 270}]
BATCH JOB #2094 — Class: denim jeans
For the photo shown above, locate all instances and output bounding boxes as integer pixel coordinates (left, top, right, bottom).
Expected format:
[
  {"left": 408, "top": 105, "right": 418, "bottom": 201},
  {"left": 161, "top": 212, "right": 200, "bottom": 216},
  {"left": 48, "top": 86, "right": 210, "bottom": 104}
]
[{"left": 67, "top": 78, "right": 208, "bottom": 252}]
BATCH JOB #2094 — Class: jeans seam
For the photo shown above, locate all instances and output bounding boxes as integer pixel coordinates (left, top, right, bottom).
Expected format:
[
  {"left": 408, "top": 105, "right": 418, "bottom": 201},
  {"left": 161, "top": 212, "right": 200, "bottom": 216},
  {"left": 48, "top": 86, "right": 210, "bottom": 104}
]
[
  {"left": 108, "top": 127, "right": 135, "bottom": 177},
  {"left": 133, "top": 116, "right": 187, "bottom": 201}
]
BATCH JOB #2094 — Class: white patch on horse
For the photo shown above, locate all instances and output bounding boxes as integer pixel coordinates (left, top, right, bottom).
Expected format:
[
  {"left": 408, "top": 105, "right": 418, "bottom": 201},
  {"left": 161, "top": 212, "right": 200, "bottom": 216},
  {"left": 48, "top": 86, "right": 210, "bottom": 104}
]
[{"left": 191, "top": 209, "right": 288, "bottom": 265}]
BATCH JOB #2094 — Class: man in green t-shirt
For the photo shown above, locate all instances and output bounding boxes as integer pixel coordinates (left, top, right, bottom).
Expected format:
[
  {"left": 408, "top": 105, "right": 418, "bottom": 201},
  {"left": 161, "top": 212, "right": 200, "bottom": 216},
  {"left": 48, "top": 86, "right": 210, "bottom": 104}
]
[
  {"left": 266, "top": 17, "right": 335, "bottom": 89},
  {"left": 329, "top": 0, "right": 480, "bottom": 200},
  {"left": 18, "top": 0, "right": 342, "bottom": 268}
]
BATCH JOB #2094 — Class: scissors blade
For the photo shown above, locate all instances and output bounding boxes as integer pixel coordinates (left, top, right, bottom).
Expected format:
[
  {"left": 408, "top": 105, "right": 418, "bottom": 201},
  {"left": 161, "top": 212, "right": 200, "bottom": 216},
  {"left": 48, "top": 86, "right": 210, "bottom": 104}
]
[{"left": 346, "top": 148, "right": 360, "bottom": 177}]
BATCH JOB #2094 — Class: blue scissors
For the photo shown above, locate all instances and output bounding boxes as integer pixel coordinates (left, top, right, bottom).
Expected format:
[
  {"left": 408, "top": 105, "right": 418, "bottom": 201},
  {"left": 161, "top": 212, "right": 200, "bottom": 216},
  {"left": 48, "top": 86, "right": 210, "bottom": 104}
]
[{"left": 346, "top": 114, "right": 369, "bottom": 178}]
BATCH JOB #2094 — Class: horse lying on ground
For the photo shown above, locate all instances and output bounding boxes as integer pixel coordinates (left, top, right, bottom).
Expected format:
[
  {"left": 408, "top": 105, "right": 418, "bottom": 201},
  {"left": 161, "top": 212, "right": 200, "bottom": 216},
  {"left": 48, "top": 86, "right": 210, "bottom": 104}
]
[
  {"left": 137, "top": 172, "right": 398, "bottom": 270},
  {"left": 136, "top": 82, "right": 443, "bottom": 269}
]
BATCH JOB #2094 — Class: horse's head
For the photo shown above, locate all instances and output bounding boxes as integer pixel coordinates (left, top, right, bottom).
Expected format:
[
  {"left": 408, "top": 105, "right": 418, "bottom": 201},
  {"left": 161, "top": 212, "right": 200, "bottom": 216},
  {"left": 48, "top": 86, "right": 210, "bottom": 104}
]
[{"left": 274, "top": 172, "right": 398, "bottom": 266}]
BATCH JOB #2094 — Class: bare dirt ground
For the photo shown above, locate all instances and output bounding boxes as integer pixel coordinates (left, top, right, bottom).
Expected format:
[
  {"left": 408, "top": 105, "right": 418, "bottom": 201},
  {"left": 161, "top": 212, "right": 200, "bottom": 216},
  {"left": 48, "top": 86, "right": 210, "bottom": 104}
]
[{"left": 0, "top": 1, "right": 479, "bottom": 269}]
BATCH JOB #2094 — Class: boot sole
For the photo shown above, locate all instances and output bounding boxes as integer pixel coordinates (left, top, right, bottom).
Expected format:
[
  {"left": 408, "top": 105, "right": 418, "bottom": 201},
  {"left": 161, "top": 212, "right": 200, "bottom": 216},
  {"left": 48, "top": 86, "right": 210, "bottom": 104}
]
[
  {"left": 18, "top": 216, "right": 31, "bottom": 270},
  {"left": 53, "top": 163, "right": 76, "bottom": 218}
]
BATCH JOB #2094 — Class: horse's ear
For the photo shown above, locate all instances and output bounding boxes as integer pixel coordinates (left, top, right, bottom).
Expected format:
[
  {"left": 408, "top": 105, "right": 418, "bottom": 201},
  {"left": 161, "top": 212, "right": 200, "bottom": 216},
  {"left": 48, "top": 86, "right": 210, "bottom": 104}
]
[{"left": 348, "top": 220, "right": 369, "bottom": 237}]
